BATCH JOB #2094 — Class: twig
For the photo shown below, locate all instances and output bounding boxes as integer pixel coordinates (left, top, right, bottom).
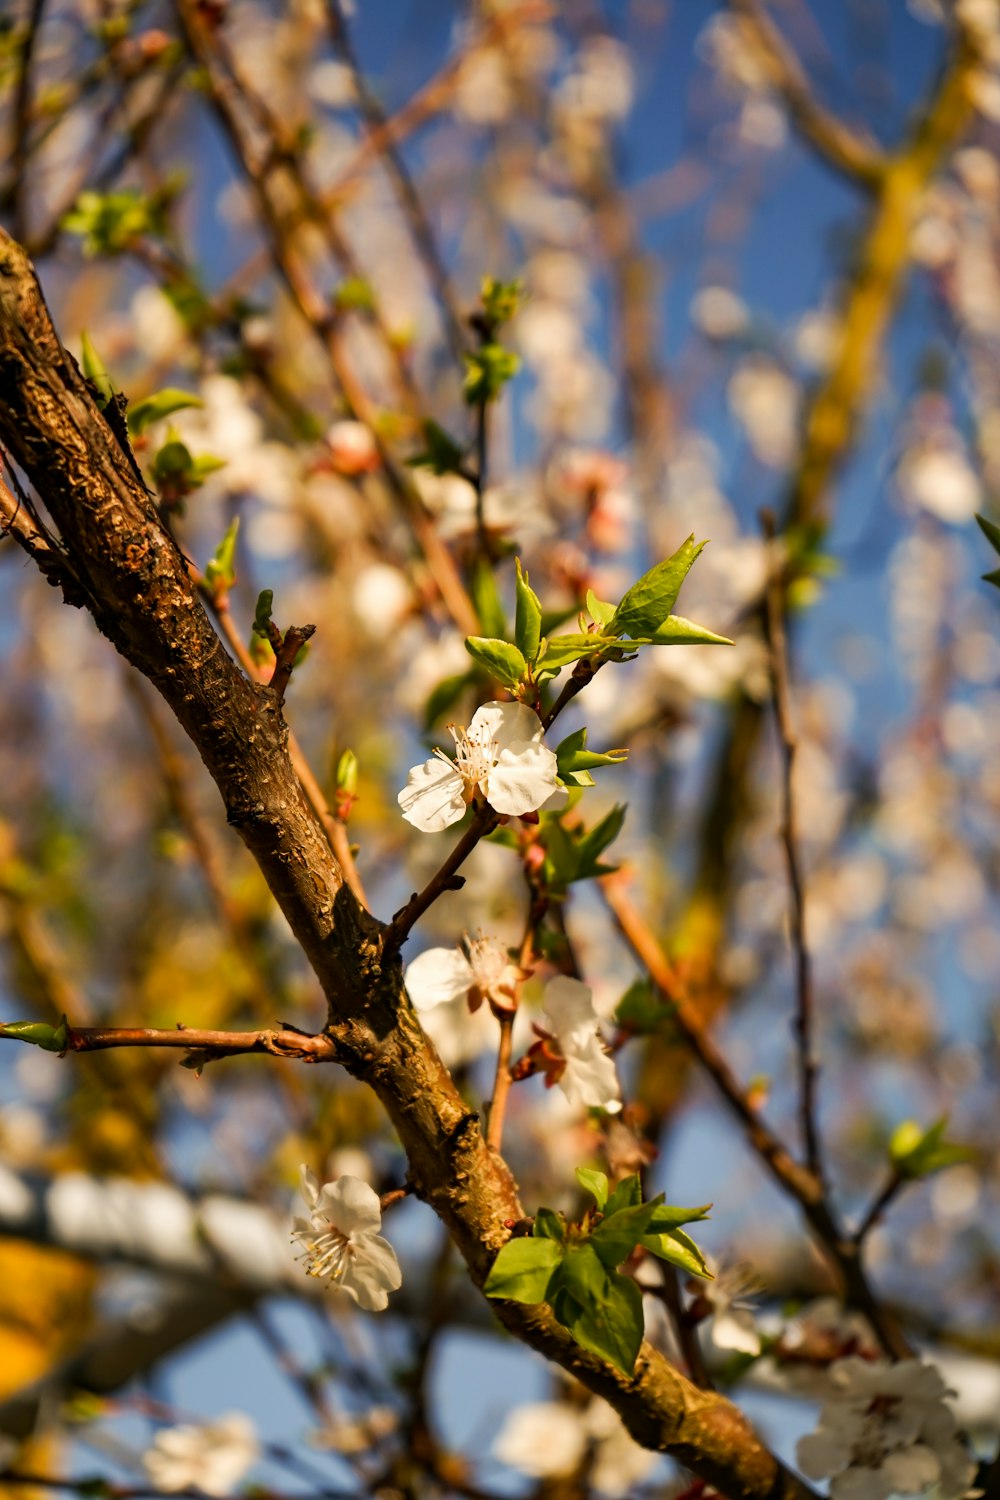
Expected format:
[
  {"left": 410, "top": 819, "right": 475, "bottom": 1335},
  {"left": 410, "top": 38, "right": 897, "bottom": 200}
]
[
  {"left": 325, "top": 0, "right": 468, "bottom": 364},
  {"left": 761, "top": 511, "right": 823, "bottom": 1185},
  {"left": 600, "top": 874, "right": 914, "bottom": 1361},
  {"left": 727, "top": 0, "right": 886, "bottom": 190},
  {"left": 9, "top": 0, "right": 47, "bottom": 243},
  {"left": 852, "top": 1166, "right": 906, "bottom": 1247},
  {"left": 647, "top": 1268, "right": 714, "bottom": 1391},
  {"left": 197, "top": 573, "right": 370, "bottom": 910},
  {"left": 486, "top": 1013, "right": 515, "bottom": 1152},
  {"left": 385, "top": 803, "right": 499, "bottom": 952},
  {"left": 0, "top": 1019, "right": 339, "bottom": 1063}
]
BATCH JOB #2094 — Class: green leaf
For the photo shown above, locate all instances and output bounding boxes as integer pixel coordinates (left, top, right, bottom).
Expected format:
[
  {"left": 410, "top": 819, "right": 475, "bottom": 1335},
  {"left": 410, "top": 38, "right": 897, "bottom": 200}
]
[
  {"left": 191, "top": 453, "right": 227, "bottom": 480},
  {"left": 514, "top": 559, "right": 542, "bottom": 664},
  {"left": 645, "top": 1201, "right": 713, "bottom": 1230},
  {"left": 408, "top": 419, "right": 466, "bottom": 476},
  {"left": 576, "top": 803, "right": 627, "bottom": 872},
  {"left": 556, "top": 726, "right": 628, "bottom": 776},
  {"left": 588, "top": 1198, "right": 663, "bottom": 1269},
  {"left": 484, "top": 1236, "right": 564, "bottom": 1302},
  {"left": 423, "top": 671, "right": 473, "bottom": 729},
  {"left": 889, "top": 1117, "right": 972, "bottom": 1179},
  {"left": 0, "top": 1018, "right": 69, "bottom": 1052},
  {"left": 603, "top": 1173, "right": 643, "bottom": 1219},
  {"left": 128, "top": 387, "right": 203, "bottom": 436},
  {"left": 470, "top": 556, "right": 507, "bottom": 639},
  {"left": 204, "top": 518, "right": 240, "bottom": 593},
  {"left": 551, "top": 1245, "right": 645, "bottom": 1374},
  {"left": 976, "top": 513, "right": 1000, "bottom": 557},
  {"left": 633, "top": 615, "right": 733, "bottom": 647},
  {"left": 536, "top": 633, "right": 616, "bottom": 675},
  {"left": 480, "top": 275, "right": 522, "bottom": 328},
  {"left": 575, "top": 1166, "right": 609, "bottom": 1208},
  {"left": 252, "top": 589, "right": 274, "bottom": 638},
  {"left": 464, "top": 636, "right": 527, "bottom": 689},
  {"left": 80, "top": 331, "right": 115, "bottom": 409},
  {"left": 610, "top": 536, "right": 707, "bottom": 639},
  {"left": 586, "top": 589, "right": 617, "bottom": 628},
  {"left": 151, "top": 437, "right": 193, "bottom": 484},
  {"left": 614, "top": 977, "right": 671, "bottom": 1035},
  {"left": 333, "top": 276, "right": 375, "bottom": 313},
  {"left": 640, "top": 1224, "right": 712, "bottom": 1279},
  {"left": 533, "top": 1207, "right": 566, "bottom": 1242},
  {"left": 463, "top": 342, "right": 520, "bottom": 405}
]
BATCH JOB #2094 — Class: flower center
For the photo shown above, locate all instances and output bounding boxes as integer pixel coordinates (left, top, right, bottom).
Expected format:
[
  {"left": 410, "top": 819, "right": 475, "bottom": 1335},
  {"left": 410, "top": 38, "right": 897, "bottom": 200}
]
[
  {"left": 441, "top": 723, "right": 500, "bottom": 788},
  {"left": 294, "top": 1223, "right": 352, "bottom": 1283}
]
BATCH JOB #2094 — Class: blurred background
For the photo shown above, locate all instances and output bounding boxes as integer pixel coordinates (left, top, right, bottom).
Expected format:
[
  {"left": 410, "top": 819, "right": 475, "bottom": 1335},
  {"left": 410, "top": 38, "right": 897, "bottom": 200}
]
[{"left": 1, "top": 0, "right": 1000, "bottom": 1494}]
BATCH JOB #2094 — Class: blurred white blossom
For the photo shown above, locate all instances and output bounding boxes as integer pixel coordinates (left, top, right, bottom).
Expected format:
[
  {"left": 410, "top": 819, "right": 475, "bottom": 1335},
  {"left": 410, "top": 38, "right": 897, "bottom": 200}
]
[{"left": 143, "top": 1413, "right": 260, "bottom": 1496}]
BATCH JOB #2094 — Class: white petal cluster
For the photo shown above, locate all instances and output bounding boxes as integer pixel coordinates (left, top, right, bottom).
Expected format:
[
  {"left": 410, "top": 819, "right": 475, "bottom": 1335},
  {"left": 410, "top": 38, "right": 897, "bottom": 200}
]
[
  {"left": 543, "top": 976, "right": 622, "bottom": 1114},
  {"left": 398, "top": 702, "right": 560, "bottom": 833},
  {"left": 494, "top": 1399, "right": 656, "bottom": 1491},
  {"left": 142, "top": 1412, "right": 260, "bottom": 1496},
  {"left": 291, "top": 1168, "right": 401, "bottom": 1311},
  {"left": 405, "top": 935, "right": 521, "bottom": 1014},
  {"left": 796, "top": 1357, "right": 977, "bottom": 1500}
]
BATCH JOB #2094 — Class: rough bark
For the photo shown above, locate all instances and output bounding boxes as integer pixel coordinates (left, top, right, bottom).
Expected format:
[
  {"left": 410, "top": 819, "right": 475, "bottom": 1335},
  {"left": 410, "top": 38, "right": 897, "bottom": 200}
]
[{"left": 0, "top": 231, "right": 812, "bottom": 1500}]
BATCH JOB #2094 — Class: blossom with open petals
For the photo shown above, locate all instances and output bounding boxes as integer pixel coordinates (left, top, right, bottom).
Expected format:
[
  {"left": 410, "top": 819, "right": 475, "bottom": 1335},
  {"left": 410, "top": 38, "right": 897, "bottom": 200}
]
[
  {"left": 405, "top": 934, "right": 523, "bottom": 1016},
  {"left": 520, "top": 976, "right": 622, "bottom": 1113},
  {"left": 291, "top": 1168, "right": 401, "bottom": 1311},
  {"left": 398, "top": 701, "right": 560, "bottom": 833},
  {"left": 796, "top": 1357, "right": 976, "bottom": 1500},
  {"left": 143, "top": 1413, "right": 259, "bottom": 1495}
]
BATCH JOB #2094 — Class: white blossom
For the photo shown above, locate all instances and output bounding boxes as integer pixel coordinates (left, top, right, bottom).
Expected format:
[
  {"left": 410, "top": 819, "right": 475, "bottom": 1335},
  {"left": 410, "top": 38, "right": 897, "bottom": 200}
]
[
  {"left": 494, "top": 1401, "right": 587, "bottom": 1478},
  {"left": 699, "top": 1259, "right": 761, "bottom": 1356},
  {"left": 728, "top": 356, "right": 800, "bottom": 468},
  {"left": 398, "top": 702, "right": 560, "bottom": 832},
  {"left": 405, "top": 934, "right": 522, "bottom": 1015},
  {"left": 690, "top": 285, "right": 750, "bottom": 341},
  {"left": 291, "top": 1168, "right": 401, "bottom": 1311},
  {"left": 143, "top": 1413, "right": 260, "bottom": 1496},
  {"left": 796, "top": 1357, "right": 976, "bottom": 1500},
  {"left": 541, "top": 975, "right": 622, "bottom": 1113},
  {"left": 898, "top": 447, "right": 981, "bottom": 524}
]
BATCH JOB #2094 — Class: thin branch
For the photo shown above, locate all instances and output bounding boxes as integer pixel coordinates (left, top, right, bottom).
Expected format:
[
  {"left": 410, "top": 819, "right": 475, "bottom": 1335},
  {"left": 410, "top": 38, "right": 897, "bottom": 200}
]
[
  {"left": 761, "top": 512, "right": 823, "bottom": 1185},
  {"left": 385, "top": 803, "right": 499, "bottom": 952},
  {"left": 0, "top": 1018, "right": 339, "bottom": 1063},
  {"left": 853, "top": 1166, "right": 907, "bottom": 1246},
  {"left": 8, "top": 0, "right": 47, "bottom": 242},
  {"left": 326, "top": 0, "right": 469, "bottom": 363},
  {"left": 727, "top": 0, "right": 887, "bottom": 190},
  {"left": 486, "top": 1013, "right": 515, "bottom": 1152},
  {"left": 601, "top": 874, "right": 914, "bottom": 1361}
]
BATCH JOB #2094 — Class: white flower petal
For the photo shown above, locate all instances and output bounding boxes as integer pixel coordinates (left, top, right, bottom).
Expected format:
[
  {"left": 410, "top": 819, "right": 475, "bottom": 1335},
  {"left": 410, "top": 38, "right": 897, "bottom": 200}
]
[
  {"left": 798, "top": 1428, "right": 853, "bottom": 1479},
  {"left": 543, "top": 975, "right": 600, "bottom": 1041},
  {"left": 486, "top": 739, "right": 561, "bottom": 815},
  {"left": 405, "top": 947, "right": 476, "bottom": 1011},
  {"left": 339, "top": 1233, "right": 403, "bottom": 1311},
  {"left": 494, "top": 1403, "right": 586, "bottom": 1478},
  {"left": 559, "top": 1036, "right": 622, "bottom": 1113},
  {"left": 398, "top": 756, "right": 467, "bottom": 832},
  {"left": 881, "top": 1445, "right": 942, "bottom": 1493},
  {"left": 321, "top": 1176, "right": 383, "bottom": 1237},
  {"left": 468, "top": 700, "right": 544, "bottom": 749}
]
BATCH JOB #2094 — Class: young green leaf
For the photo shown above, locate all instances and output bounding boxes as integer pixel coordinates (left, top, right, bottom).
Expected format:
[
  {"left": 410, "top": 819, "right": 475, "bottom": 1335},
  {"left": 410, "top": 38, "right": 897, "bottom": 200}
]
[
  {"left": 889, "top": 1117, "right": 971, "bottom": 1179},
  {"left": 463, "top": 343, "right": 520, "bottom": 405},
  {"left": 514, "top": 559, "right": 542, "bottom": 664},
  {"left": 484, "top": 1236, "right": 564, "bottom": 1302},
  {"left": 551, "top": 1244, "right": 645, "bottom": 1374},
  {"left": 556, "top": 726, "right": 628, "bottom": 776},
  {"left": 252, "top": 589, "right": 274, "bottom": 638},
  {"left": 602, "top": 1172, "right": 643, "bottom": 1219},
  {"left": 640, "top": 1224, "right": 712, "bottom": 1279},
  {"left": 470, "top": 556, "right": 508, "bottom": 640},
  {"left": 633, "top": 615, "right": 733, "bottom": 647},
  {"left": 0, "top": 1018, "right": 70, "bottom": 1052},
  {"left": 464, "top": 636, "right": 528, "bottom": 689},
  {"left": 408, "top": 419, "right": 466, "bottom": 476},
  {"left": 533, "top": 1207, "right": 566, "bottom": 1242},
  {"left": 610, "top": 536, "right": 707, "bottom": 639},
  {"left": 575, "top": 1166, "right": 609, "bottom": 1208},
  {"left": 645, "top": 1201, "right": 713, "bottom": 1230},
  {"left": 535, "top": 633, "right": 617, "bottom": 676},
  {"left": 128, "top": 388, "right": 204, "bottom": 437},
  {"left": 204, "top": 518, "right": 240, "bottom": 594},
  {"left": 80, "top": 331, "right": 115, "bottom": 409},
  {"left": 588, "top": 1198, "right": 663, "bottom": 1269},
  {"left": 586, "top": 589, "right": 617, "bottom": 628}
]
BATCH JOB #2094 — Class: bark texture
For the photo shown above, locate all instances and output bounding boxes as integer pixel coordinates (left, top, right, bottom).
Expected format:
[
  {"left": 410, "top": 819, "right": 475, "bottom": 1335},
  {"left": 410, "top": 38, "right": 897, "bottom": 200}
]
[{"left": 0, "top": 231, "right": 812, "bottom": 1500}]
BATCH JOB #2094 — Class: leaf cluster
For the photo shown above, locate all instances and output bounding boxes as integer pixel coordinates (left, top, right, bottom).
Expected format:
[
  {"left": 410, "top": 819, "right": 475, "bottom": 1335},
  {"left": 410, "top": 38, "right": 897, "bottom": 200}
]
[{"left": 484, "top": 1170, "right": 710, "bottom": 1374}]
